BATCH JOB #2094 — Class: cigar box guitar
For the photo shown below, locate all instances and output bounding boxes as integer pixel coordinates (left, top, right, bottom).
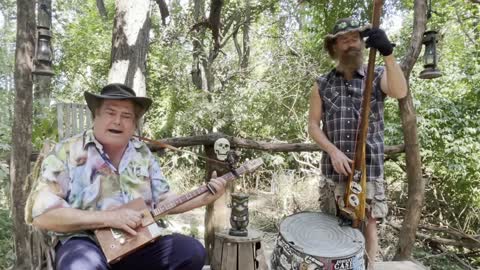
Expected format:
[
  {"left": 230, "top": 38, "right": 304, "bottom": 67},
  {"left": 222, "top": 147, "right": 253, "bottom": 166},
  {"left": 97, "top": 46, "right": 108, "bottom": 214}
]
[{"left": 95, "top": 158, "right": 264, "bottom": 264}]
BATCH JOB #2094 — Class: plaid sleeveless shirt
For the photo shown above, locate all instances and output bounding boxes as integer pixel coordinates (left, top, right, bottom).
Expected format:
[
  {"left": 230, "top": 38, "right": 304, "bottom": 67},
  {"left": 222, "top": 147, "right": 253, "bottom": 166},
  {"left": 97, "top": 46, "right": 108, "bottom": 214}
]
[{"left": 316, "top": 66, "right": 386, "bottom": 182}]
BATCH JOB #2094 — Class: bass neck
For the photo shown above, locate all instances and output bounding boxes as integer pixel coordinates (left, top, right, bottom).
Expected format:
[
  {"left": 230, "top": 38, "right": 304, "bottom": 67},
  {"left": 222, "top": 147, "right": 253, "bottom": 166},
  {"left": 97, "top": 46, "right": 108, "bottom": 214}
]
[{"left": 150, "top": 161, "right": 255, "bottom": 219}]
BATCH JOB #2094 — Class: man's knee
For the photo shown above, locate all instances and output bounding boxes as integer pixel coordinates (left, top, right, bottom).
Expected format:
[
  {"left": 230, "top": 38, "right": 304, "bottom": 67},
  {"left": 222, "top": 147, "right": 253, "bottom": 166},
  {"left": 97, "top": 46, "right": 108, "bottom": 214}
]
[
  {"left": 55, "top": 237, "right": 108, "bottom": 270},
  {"left": 171, "top": 234, "right": 206, "bottom": 268}
]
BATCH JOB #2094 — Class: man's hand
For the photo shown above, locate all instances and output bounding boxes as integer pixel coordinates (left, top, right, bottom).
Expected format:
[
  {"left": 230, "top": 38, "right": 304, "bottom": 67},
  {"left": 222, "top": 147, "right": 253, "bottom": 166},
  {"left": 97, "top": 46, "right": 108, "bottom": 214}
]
[
  {"left": 206, "top": 171, "right": 227, "bottom": 202},
  {"left": 329, "top": 148, "right": 353, "bottom": 176},
  {"left": 362, "top": 28, "right": 394, "bottom": 56},
  {"left": 104, "top": 208, "right": 143, "bottom": 235}
]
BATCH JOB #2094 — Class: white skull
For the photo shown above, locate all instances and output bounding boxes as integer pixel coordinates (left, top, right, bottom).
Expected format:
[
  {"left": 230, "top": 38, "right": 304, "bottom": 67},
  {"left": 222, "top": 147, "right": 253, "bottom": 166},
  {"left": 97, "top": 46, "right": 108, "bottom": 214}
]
[{"left": 214, "top": 138, "right": 230, "bottom": 161}]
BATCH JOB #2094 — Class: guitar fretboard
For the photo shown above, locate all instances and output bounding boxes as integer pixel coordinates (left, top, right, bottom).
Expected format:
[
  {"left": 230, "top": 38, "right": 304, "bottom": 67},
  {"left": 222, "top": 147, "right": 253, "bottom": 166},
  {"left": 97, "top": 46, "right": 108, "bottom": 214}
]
[{"left": 151, "top": 166, "right": 248, "bottom": 218}]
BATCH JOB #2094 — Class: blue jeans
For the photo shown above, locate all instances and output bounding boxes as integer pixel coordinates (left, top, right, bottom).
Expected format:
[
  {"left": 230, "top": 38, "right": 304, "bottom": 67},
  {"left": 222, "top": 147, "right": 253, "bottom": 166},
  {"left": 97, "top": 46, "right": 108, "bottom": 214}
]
[{"left": 55, "top": 234, "right": 206, "bottom": 270}]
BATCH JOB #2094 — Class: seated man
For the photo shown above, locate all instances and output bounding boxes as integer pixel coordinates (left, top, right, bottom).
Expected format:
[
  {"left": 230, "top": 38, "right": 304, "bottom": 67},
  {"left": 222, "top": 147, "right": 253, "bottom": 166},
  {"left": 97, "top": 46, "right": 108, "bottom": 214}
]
[{"left": 27, "top": 83, "right": 227, "bottom": 270}]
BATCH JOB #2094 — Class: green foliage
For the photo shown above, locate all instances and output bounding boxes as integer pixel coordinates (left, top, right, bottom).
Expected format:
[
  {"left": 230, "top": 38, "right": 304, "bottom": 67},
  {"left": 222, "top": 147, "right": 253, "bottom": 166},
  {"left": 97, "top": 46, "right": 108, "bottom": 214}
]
[
  {"left": 53, "top": 0, "right": 114, "bottom": 101},
  {"left": 0, "top": 0, "right": 15, "bottom": 156},
  {"left": 0, "top": 90, "right": 13, "bottom": 154},
  {"left": 32, "top": 103, "right": 58, "bottom": 149},
  {"left": 408, "top": 0, "right": 480, "bottom": 231},
  {"left": 0, "top": 208, "right": 13, "bottom": 269}
]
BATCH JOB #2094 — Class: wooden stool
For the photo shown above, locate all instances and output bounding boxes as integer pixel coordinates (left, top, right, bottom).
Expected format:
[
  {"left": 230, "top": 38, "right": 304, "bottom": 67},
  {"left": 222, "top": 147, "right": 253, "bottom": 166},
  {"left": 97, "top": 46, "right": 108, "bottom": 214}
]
[{"left": 211, "top": 229, "right": 264, "bottom": 270}]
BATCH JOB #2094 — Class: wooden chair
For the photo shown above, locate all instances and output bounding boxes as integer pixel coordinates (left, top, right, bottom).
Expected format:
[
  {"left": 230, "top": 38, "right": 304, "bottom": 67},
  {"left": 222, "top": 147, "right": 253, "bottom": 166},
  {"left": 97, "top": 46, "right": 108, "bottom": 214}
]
[
  {"left": 26, "top": 103, "right": 91, "bottom": 270},
  {"left": 25, "top": 141, "right": 56, "bottom": 270}
]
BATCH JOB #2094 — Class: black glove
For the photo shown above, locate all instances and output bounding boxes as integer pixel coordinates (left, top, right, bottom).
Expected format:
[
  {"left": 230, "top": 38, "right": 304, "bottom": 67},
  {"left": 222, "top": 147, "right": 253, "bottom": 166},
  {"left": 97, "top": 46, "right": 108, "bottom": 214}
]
[{"left": 362, "top": 28, "right": 394, "bottom": 56}]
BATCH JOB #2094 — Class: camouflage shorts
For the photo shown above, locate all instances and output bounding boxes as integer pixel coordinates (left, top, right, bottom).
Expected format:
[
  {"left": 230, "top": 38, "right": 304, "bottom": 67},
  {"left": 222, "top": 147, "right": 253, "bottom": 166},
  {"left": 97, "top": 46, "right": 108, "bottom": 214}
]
[{"left": 318, "top": 176, "right": 388, "bottom": 219}]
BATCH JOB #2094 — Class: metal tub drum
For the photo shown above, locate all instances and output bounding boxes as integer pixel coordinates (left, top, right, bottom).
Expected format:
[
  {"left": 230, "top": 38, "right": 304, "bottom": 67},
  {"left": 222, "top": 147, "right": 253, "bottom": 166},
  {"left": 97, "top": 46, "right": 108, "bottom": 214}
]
[{"left": 271, "top": 212, "right": 365, "bottom": 270}]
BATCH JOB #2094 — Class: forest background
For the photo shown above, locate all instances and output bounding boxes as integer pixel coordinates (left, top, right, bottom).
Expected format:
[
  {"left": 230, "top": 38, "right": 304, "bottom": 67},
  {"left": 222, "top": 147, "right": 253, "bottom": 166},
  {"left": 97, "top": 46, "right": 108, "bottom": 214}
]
[{"left": 0, "top": 0, "right": 478, "bottom": 269}]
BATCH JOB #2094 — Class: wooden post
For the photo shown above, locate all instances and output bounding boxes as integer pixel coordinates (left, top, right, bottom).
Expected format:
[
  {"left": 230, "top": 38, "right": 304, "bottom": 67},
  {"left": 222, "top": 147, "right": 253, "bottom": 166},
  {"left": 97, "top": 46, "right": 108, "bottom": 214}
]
[
  {"left": 395, "top": 0, "right": 428, "bottom": 260},
  {"left": 204, "top": 144, "right": 233, "bottom": 263}
]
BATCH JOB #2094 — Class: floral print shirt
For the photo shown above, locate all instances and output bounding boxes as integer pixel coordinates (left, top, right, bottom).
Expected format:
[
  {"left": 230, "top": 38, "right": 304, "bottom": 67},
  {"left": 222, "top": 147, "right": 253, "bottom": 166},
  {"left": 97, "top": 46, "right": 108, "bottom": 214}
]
[{"left": 28, "top": 129, "right": 170, "bottom": 240}]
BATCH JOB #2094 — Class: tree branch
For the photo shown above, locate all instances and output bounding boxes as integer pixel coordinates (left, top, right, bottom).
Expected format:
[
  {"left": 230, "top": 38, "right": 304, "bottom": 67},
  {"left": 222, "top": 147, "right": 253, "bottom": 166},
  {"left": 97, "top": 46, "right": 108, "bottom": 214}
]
[
  {"left": 389, "top": 222, "right": 480, "bottom": 250},
  {"left": 232, "top": 29, "right": 243, "bottom": 66},
  {"left": 96, "top": 0, "right": 108, "bottom": 19},
  {"left": 155, "top": 0, "right": 169, "bottom": 26},
  {"left": 208, "top": 0, "right": 223, "bottom": 51},
  {"left": 454, "top": 6, "right": 476, "bottom": 45},
  {"left": 148, "top": 132, "right": 405, "bottom": 154}
]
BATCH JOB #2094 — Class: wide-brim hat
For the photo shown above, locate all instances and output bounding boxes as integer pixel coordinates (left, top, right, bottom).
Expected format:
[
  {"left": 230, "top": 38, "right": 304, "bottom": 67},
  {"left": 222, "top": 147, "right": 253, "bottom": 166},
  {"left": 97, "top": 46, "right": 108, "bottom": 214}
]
[
  {"left": 84, "top": 83, "right": 152, "bottom": 117},
  {"left": 324, "top": 18, "right": 371, "bottom": 57}
]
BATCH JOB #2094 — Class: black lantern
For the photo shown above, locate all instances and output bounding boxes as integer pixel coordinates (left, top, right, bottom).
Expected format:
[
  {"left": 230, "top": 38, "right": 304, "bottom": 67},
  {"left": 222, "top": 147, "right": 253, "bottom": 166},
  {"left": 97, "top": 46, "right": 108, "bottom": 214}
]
[
  {"left": 33, "top": 28, "right": 54, "bottom": 76},
  {"left": 419, "top": 30, "right": 442, "bottom": 79},
  {"left": 32, "top": 0, "right": 54, "bottom": 76}
]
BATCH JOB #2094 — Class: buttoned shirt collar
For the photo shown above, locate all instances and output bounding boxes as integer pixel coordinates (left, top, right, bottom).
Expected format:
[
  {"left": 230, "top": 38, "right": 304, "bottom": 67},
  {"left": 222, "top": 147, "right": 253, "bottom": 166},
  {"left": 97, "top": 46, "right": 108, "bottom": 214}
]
[{"left": 82, "top": 129, "right": 144, "bottom": 150}]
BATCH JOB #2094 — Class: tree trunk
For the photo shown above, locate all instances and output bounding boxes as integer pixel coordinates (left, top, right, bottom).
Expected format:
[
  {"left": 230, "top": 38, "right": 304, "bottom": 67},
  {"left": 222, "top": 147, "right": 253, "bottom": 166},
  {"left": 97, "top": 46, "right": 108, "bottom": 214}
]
[
  {"left": 191, "top": 0, "right": 208, "bottom": 91},
  {"left": 96, "top": 0, "right": 108, "bottom": 19},
  {"left": 240, "top": 0, "right": 251, "bottom": 69},
  {"left": 207, "top": 0, "right": 223, "bottom": 52},
  {"left": 34, "top": 76, "right": 52, "bottom": 101},
  {"left": 11, "top": 0, "right": 36, "bottom": 268},
  {"left": 108, "top": 0, "right": 151, "bottom": 96},
  {"left": 394, "top": 0, "right": 428, "bottom": 260},
  {"left": 154, "top": 0, "right": 169, "bottom": 25},
  {"left": 204, "top": 145, "right": 232, "bottom": 263}
]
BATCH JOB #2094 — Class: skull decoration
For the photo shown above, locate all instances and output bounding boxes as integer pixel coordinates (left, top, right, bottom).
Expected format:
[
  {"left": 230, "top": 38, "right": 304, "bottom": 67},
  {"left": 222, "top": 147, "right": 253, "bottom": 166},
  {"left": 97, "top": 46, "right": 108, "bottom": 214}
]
[{"left": 214, "top": 138, "right": 230, "bottom": 161}]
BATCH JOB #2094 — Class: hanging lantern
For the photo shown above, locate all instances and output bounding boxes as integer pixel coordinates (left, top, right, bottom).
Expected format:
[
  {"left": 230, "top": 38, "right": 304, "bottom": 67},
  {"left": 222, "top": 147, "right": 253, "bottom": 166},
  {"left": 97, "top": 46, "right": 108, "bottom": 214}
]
[
  {"left": 419, "top": 30, "right": 442, "bottom": 79},
  {"left": 32, "top": 0, "right": 54, "bottom": 76},
  {"left": 32, "top": 28, "right": 54, "bottom": 76}
]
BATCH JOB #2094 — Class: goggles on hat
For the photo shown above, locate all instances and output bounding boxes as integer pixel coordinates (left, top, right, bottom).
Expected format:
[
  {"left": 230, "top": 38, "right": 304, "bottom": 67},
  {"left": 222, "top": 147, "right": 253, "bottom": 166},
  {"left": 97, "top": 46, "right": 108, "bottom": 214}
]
[{"left": 331, "top": 20, "right": 361, "bottom": 35}]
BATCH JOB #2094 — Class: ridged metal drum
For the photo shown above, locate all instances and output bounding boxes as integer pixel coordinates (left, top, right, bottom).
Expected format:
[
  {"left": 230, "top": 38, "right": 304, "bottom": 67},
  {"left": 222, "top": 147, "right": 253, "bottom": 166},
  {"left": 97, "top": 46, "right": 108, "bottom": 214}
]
[{"left": 271, "top": 212, "right": 365, "bottom": 270}]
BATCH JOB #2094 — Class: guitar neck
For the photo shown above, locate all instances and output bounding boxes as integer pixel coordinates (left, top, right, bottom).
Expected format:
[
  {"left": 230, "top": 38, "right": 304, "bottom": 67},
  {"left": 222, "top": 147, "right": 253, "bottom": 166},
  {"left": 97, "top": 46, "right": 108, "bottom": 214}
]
[{"left": 150, "top": 166, "right": 248, "bottom": 219}]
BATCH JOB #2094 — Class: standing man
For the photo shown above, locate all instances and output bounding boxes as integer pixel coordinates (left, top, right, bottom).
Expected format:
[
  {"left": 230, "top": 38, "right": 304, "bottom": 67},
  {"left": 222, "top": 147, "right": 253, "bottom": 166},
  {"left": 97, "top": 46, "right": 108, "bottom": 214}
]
[
  {"left": 308, "top": 18, "right": 407, "bottom": 264},
  {"left": 27, "top": 83, "right": 227, "bottom": 270}
]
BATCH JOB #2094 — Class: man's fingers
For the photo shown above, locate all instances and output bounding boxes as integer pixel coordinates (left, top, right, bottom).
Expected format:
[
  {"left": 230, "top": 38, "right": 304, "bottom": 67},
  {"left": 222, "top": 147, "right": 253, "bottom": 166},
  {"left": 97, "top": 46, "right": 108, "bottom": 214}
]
[
  {"left": 361, "top": 28, "right": 371, "bottom": 38},
  {"left": 344, "top": 161, "right": 352, "bottom": 175},
  {"left": 133, "top": 212, "right": 142, "bottom": 221},
  {"left": 211, "top": 171, "right": 217, "bottom": 179},
  {"left": 334, "top": 163, "right": 347, "bottom": 176},
  {"left": 127, "top": 220, "right": 137, "bottom": 228},
  {"left": 122, "top": 225, "right": 137, "bottom": 236}
]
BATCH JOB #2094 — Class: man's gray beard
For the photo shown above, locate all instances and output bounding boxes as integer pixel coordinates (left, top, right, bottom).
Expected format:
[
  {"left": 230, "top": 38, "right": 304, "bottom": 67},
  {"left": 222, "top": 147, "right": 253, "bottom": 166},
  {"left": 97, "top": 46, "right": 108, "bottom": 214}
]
[{"left": 337, "top": 50, "right": 364, "bottom": 74}]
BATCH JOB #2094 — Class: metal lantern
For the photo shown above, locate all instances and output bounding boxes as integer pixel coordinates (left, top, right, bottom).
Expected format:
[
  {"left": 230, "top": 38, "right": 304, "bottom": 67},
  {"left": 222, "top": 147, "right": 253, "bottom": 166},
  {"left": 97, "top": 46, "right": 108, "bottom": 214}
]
[
  {"left": 32, "top": 28, "right": 54, "bottom": 76},
  {"left": 32, "top": 0, "right": 54, "bottom": 76},
  {"left": 419, "top": 30, "right": 442, "bottom": 79}
]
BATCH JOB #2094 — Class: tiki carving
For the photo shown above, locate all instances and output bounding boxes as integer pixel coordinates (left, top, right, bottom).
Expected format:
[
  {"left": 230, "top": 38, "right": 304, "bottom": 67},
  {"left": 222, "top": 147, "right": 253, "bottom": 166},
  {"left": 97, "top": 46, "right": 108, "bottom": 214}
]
[{"left": 229, "top": 193, "right": 249, "bottom": 236}]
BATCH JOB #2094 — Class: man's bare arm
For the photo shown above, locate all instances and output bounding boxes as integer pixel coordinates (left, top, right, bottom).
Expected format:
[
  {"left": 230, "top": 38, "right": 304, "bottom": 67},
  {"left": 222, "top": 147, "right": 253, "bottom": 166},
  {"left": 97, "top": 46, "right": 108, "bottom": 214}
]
[
  {"left": 33, "top": 207, "right": 143, "bottom": 235},
  {"left": 308, "top": 83, "right": 352, "bottom": 176},
  {"left": 380, "top": 55, "right": 408, "bottom": 99}
]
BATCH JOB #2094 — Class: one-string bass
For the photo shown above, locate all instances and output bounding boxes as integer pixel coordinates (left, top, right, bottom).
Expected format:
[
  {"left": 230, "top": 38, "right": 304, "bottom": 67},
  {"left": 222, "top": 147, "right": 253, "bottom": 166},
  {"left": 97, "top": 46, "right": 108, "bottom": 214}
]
[{"left": 338, "top": 0, "right": 384, "bottom": 230}]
